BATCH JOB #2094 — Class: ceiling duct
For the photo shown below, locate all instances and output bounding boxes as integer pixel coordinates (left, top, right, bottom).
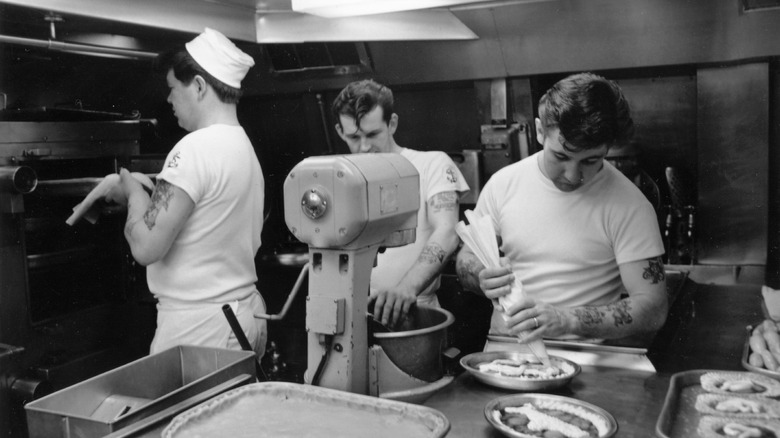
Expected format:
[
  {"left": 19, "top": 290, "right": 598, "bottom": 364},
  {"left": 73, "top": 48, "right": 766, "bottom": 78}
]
[
  {"left": 741, "top": 0, "right": 780, "bottom": 11},
  {"left": 265, "top": 42, "right": 371, "bottom": 75}
]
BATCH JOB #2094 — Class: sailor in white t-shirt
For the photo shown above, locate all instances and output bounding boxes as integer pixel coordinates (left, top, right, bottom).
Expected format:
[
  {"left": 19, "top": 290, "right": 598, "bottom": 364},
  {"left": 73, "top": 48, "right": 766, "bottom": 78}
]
[
  {"left": 102, "top": 28, "right": 267, "bottom": 357},
  {"left": 332, "top": 80, "right": 469, "bottom": 327},
  {"left": 457, "top": 73, "right": 667, "bottom": 343}
]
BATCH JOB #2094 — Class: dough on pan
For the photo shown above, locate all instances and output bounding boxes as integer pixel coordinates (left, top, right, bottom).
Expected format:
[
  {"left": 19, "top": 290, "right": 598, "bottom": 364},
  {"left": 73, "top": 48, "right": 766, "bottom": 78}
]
[
  {"left": 697, "top": 415, "right": 780, "bottom": 438},
  {"left": 700, "top": 372, "right": 780, "bottom": 397},
  {"left": 695, "top": 393, "right": 780, "bottom": 418}
]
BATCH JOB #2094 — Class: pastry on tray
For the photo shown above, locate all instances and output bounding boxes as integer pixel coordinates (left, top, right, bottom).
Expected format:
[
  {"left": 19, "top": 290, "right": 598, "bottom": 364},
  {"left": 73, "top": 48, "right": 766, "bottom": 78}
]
[
  {"left": 491, "top": 399, "right": 611, "bottom": 438},
  {"left": 700, "top": 371, "right": 780, "bottom": 397},
  {"left": 695, "top": 393, "right": 780, "bottom": 418},
  {"left": 478, "top": 358, "right": 575, "bottom": 380},
  {"left": 697, "top": 415, "right": 780, "bottom": 438}
]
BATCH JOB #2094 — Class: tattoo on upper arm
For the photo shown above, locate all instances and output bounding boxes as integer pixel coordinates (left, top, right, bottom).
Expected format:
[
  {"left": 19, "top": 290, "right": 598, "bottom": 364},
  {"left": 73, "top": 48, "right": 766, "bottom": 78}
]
[
  {"left": 608, "top": 300, "right": 634, "bottom": 327},
  {"left": 428, "top": 192, "right": 459, "bottom": 213},
  {"left": 642, "top": 256, "right": 666, "bottom": 284},
  {"left": 419, "top": 242, "right": 446, "bottom": 265},
  {"left": 573, "top": 307, "right": 605, "bottom": 327},
  {"left": 143, "top": 180, "right": 174, "bottom": 230}
]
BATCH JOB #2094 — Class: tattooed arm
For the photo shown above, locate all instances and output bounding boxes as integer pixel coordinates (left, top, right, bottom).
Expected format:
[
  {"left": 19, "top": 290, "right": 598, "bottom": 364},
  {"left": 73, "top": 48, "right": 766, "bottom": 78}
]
[
  {"left": 572, "top": 256, "right": 668, "bottom": 338},
  {"left": 514, "top": 256, "right": 669, "bottom": 341},
  {"left": 121, "top": 169, "right": 194, "bottom": 266},
  {"left": 371, "top": 191, "right": 461, "bottom": 327}
]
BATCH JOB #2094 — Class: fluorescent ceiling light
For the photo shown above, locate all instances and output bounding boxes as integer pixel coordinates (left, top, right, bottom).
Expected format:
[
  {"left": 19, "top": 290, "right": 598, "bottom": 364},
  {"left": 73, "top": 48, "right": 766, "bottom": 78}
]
[
  {"left": 257, "top": 10, "right": 478, "bottom": 43},
  {"left": 291, "top": 0, "right": 492, "bottom": 18}
]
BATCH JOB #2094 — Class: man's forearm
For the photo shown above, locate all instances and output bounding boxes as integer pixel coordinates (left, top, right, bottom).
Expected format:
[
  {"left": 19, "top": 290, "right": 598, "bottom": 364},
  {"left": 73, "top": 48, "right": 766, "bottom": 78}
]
[
  {"left": 455, "top": 247, "right": 484, "bottom": 295},
  {"left": 563, "top": 292, "right": 667, "bottom": 339},
  {"left": 123, "top": 188, "right": 151, "bottom": 259},
  {"left": 395, "top": 241, "right": 449, "bottom": 296}
]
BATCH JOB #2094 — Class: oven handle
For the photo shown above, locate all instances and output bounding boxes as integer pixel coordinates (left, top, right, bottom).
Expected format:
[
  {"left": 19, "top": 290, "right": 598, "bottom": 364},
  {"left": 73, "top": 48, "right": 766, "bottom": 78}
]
[{"left": 0, "top": 166, "right": 37, "bottom": 194}]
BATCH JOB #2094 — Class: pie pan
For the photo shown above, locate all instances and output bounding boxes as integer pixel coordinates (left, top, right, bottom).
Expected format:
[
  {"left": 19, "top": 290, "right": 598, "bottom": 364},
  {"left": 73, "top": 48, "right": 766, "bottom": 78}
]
[
  {"left": 485, "top": 393, "right": 618, "bottom": 438},
  {"left": 162, "top": 381, "right": 449, "bottom": 438},
  {"left": 460, "top": 350, "right": 580, "bottom": 391}
]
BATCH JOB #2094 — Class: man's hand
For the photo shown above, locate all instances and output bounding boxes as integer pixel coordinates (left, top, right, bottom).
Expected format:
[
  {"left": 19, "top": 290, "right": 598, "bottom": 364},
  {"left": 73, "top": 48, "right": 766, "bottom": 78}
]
[
  {"left": 478, "top": 258, "right": 514, "bottom": 304},
  {"left": 369, "top": 285, "right": 417, "bottom": 328},
  {"left": 501, "top": 298, "right": 570, "bottom": 342}
]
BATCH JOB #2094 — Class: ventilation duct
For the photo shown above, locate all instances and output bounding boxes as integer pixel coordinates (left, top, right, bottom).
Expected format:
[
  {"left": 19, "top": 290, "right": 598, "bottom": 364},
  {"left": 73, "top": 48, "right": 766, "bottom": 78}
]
[{"left": 265, "top": 42, "right": 371, "bottom": 75}]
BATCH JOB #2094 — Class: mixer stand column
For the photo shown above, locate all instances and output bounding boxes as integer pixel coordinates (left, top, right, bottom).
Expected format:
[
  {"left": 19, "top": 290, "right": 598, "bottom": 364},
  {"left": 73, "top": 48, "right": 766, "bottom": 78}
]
[{"left": 305, "top": 245, "right": 378, "bottom": 394}]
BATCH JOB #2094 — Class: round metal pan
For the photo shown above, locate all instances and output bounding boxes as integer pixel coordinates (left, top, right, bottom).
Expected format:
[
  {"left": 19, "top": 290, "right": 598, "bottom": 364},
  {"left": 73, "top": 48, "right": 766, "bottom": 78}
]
[
  {"left": 460, "top": 350, "right": 580, "bottom": 391},
  {"left": 485, "top": 393, "right": 618, "bottom": 438}
]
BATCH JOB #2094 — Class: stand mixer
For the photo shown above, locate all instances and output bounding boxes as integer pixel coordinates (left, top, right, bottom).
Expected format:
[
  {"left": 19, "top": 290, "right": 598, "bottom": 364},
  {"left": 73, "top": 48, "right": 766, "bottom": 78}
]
[{"left": 282, "top": 153, "right": 454, "bottom": 402}]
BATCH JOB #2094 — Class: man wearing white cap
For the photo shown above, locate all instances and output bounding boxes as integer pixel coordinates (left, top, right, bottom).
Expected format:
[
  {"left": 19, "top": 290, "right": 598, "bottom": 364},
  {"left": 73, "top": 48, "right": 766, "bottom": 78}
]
[{"left": 104, "top": 28, "right": 267, "bottom": 358}]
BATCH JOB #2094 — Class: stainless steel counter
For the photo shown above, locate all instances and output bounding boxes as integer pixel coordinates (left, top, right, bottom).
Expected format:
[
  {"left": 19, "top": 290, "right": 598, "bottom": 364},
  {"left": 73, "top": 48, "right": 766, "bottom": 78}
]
[{"left": 423, "top": 281, "right": 765, "bottom": 437}]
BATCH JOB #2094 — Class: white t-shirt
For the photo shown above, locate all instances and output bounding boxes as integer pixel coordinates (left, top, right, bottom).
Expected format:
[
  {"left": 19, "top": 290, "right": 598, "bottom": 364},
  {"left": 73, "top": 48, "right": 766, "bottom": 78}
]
[
  {"left": 371, "top": 148, "right": 469, "bottom": 306},
  {"left": 475, "top": 151, "right": 664, "bottom": 334},
  {"left": 148, "top": 124, "right": 265, "bottom": 304}
]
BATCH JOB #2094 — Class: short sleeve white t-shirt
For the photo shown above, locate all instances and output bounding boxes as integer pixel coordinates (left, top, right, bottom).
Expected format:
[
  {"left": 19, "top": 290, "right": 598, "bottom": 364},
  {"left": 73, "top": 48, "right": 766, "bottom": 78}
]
[
  {"left": 370, "top": 148, "right": 469, "bottom": 305},
  {"left": 148, "top": 124, "right": 265, "bottom": 303},
  {"left": 475, "top": 152, "right": 663, "bottom": 313}
]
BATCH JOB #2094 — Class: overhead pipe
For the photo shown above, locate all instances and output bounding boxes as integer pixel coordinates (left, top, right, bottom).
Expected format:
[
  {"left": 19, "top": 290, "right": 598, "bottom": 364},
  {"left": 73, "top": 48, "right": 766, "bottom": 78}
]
[{"left": 0, "top": 34, "right": 158, "bottom": 60}]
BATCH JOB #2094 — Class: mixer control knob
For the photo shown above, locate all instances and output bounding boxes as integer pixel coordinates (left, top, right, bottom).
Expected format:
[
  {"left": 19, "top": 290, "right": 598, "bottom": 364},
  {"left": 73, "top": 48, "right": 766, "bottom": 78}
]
[{"left": 301, "top": 188, "right": 327, "bottom": 220}]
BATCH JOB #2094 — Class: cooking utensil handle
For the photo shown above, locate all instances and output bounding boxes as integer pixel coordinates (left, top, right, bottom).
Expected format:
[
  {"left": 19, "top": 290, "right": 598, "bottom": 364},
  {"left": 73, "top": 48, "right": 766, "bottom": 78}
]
[
  {"left": 222, "top": 304, "right": 254, "bottom": 351},
  {"left": 222, "top": 304, "right": 267, "bottom": 381}
]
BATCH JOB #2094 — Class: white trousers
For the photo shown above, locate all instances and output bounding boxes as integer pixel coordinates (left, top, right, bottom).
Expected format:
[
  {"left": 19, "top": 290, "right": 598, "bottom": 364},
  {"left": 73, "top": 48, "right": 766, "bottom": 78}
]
[{"left": 150, "top": 292, "right": 267, "bottom": 359}]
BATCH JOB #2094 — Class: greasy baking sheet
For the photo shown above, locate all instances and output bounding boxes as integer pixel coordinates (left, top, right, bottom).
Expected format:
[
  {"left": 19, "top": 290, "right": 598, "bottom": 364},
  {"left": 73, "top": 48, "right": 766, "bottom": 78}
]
[
  {"left": 655, "top": 369, "right": 713, "bottom": 438},
  {"left": 162, "top": 382, "right": 450, "bottom": 438},
  {"left": 460, "top": 350, "right": 580, "bottom": 391},
  {"left": 485, "top": 393, "right": 618, "bottom": 438},
  {"left": 652, "top": 369, "right": 780, "bottom": 438}
]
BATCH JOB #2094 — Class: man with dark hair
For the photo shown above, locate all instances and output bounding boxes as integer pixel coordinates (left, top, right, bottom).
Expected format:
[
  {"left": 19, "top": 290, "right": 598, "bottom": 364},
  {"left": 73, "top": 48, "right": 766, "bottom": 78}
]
[
  {"left": 456, "top": 72, "right": 667, "bottom": 342},
  {"left": 332, "top": 79, "right": 469, "bottom": 327},
  {"left": 103, "top": 28, "right": 267, "bottom": 356}
]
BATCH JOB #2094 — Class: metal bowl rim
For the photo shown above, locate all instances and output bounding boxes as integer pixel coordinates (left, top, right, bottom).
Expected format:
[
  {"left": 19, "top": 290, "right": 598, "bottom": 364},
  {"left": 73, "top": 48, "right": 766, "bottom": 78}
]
[{"left": 372, "top": 305, "right": 455, "bottom": 339}]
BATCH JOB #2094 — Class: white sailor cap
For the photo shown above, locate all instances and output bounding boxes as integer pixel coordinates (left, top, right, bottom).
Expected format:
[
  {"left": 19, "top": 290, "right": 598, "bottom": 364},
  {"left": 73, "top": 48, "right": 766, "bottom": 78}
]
[{"left": 185, "top": 28, "right": 255, "bottom": 89}]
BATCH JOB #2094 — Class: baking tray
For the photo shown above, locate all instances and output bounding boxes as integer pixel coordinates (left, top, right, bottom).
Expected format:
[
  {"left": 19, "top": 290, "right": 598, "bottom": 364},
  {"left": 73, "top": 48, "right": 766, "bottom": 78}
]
[
  {"left": 655, "top": 369, "right": 712, "bottom": 438},
  {"left": 460, "top": 350, "right": 580, "bottom": 391},
  {"left": 742, "top": 321, "right": 780, "bottom": 380},
  {"left": 652, "top": 369, "right": 780, "bottom": 438},
  {"left": 484, "top": 393, "right": 618, "bottom": 438},
  {"left": 162, "top": 381, "right": 450, "bottom": 438}
]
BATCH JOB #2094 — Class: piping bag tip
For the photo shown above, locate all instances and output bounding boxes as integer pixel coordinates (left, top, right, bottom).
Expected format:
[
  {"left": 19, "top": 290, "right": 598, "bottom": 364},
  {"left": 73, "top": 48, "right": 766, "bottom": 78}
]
[{"left": 520, "top": 335, "right": 551, "bottom": 367}]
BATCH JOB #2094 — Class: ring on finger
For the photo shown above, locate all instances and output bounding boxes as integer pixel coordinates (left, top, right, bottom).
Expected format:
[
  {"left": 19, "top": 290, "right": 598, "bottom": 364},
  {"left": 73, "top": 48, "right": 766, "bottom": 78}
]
[{"left": 533, "top": 316, "right": 539, "bottom": 329}]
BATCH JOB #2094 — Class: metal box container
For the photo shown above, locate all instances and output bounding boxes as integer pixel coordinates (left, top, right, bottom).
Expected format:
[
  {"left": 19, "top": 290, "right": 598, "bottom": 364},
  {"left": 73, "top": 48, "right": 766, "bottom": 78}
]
[{"left": 25, "top": 345, "right": 256, "bottom": 438}]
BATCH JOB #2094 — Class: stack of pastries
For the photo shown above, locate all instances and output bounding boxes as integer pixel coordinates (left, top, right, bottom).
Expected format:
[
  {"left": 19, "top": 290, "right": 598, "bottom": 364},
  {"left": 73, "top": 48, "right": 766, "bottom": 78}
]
[
  {"left": 748, "top": 320, "right": 780, "bottom": 372},
  {"left": 695, "top": 371, "right": 780, "bottom": 437}
]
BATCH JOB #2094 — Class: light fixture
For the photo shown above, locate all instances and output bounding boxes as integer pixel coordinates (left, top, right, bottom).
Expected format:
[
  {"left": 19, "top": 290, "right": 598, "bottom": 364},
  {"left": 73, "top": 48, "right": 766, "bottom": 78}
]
[
  {"left": 257, "top": 10, "right": 478, "bottom": 43},
  {"left": 291, "top": 0, "right": 494, "bottom": 18}
]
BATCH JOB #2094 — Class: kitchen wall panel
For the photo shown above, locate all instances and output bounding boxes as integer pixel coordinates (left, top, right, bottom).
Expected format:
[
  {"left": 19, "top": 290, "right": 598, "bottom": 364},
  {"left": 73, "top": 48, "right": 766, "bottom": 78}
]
[{"left": 696, "top": 63, "right": 769, "bottom": 266}]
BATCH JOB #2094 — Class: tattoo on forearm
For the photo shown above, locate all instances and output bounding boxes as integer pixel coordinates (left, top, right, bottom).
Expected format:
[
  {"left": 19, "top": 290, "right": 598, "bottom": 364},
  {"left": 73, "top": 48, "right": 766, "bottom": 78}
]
[
  {"left": 608, "top": 300, "right": 634, "bottom": 327},
  {"left": 573, "top": 307, "right": 605, "bottom": 327},
  {"left": 143, "top": 180, "right": 174, "bottom": 230},
  {"left": 419, "top": 243, "right": 446, "bottom": 265},
  {"left": 429, "top": 192, "right": 459, "bottom": 213},
  {"left": 642, "top": 256, "right": 666, "bottom": 284},
  {"left": 456, "top": 255, "right": 482, "bottom": 291}
]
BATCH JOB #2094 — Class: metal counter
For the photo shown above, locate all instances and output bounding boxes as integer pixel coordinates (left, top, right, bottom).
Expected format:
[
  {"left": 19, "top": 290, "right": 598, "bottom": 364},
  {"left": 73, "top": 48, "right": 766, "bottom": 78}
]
[{"left": 423, "top": 281, "right": 765, "bottom": 437}]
